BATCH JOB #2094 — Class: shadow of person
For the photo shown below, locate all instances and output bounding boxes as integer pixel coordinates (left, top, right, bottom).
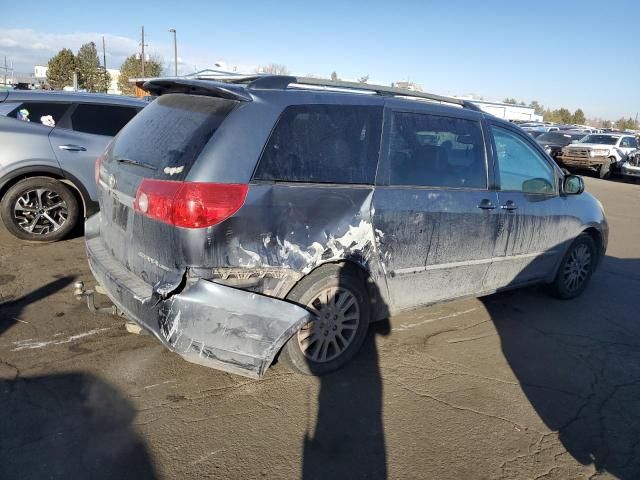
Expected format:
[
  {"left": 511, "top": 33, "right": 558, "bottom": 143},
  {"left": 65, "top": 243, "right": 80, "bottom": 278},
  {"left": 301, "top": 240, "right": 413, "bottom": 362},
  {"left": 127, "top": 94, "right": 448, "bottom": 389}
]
[
  {"left": 0, "top": 373, "right": 157, "bottom": 479},
  {"left": 483, "top": 255, "right": 640, "bottom": 479},
  {"left": 302, "top": 265, "right": 390, "bottom": 480},
  {"left": 0, "top": 276, "right": 75, "bottom": 337}
]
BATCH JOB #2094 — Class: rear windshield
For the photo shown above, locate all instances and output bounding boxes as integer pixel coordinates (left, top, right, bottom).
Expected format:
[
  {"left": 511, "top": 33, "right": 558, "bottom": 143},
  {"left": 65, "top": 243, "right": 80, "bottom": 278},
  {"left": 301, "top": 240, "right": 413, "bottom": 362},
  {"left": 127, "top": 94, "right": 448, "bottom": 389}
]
[
  {"left": 111, "top": 94, "right": 238, "bottom": 180},
  {"left": 254, "top": 105, "right": 382, "bottom": 184}
]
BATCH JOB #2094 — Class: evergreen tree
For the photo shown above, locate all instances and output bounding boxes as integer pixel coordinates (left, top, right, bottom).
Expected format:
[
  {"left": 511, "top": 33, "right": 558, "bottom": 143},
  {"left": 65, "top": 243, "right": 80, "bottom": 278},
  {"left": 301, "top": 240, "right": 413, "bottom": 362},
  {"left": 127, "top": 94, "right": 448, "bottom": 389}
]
[
  {"left": 118, "top": 54, "right": 163, "bottom": 96},
  {"left": 77, "top": 42, "right": 110, "bottom": 92},
  {"left": 46, "top": 48, "right": 78, "bottom": 90}
]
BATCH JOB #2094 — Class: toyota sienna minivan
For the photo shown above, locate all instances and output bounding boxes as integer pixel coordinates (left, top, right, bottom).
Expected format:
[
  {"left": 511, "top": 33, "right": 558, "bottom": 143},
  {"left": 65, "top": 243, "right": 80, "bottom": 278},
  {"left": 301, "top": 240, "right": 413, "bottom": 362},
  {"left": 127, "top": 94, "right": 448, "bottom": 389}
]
[{"left": 83, "top": 75, "right": 608, "bottom": 378}]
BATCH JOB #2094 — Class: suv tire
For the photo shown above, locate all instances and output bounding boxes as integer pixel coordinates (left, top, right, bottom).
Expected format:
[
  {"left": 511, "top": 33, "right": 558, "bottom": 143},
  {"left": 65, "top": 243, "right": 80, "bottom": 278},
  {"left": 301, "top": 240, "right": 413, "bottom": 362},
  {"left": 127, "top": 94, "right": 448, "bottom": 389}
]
[
  {"left": 281, "top": 264, "right": 370, "bottom": 376},
  {"left": 598, "top": 157, "right": 616, "bottom": 179},
  {"left": 549, "top": 233, "right": 596, "bottom": 299},
  {"left": 1, "top": 177, "right": 79, "bottom": 242}
]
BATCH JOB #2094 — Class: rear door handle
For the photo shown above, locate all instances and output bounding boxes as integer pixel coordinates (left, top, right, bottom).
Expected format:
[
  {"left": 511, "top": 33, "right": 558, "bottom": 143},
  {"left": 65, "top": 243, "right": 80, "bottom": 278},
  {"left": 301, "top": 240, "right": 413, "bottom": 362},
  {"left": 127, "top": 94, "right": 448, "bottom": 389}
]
[
  {"left": 58, "top": 144, "right": 87, "bottom": 152},
  {"left": 477, "top": 199, "right": 497, "bottom": 210},
  {"left": 501, "top": 200, "right": 518, "bottom": 211}
]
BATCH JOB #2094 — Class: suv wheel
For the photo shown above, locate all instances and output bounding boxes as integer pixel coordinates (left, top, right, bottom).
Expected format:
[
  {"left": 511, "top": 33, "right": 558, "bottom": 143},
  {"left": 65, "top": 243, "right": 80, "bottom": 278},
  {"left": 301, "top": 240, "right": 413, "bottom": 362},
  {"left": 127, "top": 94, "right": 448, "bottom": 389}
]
[
  {"left": 281, "top": 264, "right": 370, "bottom": 376},
  {"left": 550, "top": 234, "right": 596, "bottom": 299},
  {"left": 0, "top": 177, "right": 79, "bottom": 242}
]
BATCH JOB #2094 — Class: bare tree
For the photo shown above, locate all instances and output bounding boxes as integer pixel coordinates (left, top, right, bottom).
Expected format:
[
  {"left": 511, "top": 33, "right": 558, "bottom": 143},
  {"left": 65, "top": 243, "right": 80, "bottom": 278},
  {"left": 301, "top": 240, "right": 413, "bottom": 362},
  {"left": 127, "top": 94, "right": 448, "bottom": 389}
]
[{"left": 255, "top": 63, "right": 290, "bottom": 75}]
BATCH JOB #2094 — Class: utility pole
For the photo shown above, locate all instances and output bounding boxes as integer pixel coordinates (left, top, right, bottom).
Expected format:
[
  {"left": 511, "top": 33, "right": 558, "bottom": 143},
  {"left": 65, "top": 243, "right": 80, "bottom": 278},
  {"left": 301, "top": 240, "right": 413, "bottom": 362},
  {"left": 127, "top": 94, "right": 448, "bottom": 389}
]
[
  {"left": 102, "top": 36, "right": 107, "bottom": 70},
  {"left": 140, "top": 26, "right": 146, "bottom": 77},
  {"left": 169, "top": 29, "right": 178, "bottom": 76},
  {"left": 102, "top": 36, "right": 108, "bottom": 93},
  {"left": 0, "top": 57, "right": 15, "bottom": 87}
]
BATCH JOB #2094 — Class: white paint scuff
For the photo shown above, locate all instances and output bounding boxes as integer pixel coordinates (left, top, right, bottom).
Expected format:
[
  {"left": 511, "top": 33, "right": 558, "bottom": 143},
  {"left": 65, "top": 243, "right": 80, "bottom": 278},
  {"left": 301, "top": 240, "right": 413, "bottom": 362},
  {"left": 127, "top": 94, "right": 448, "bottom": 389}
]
[
  {"left": 163, "top": 165, "right": 184, "bottom": 176},
  {"left": 12, "top": 328, "right": 111, "bottom": 351},
  {"left": 277, "top": 219, "right": 375, "bottom": 273}
]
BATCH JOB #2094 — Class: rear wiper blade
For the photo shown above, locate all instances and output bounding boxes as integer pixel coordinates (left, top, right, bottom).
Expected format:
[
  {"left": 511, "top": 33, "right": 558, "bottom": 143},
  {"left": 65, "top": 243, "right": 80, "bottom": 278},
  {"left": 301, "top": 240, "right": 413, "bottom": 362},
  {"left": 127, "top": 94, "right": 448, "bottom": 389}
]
[{"left": 115, "top": 156, "right": 158, "bottom": 171}]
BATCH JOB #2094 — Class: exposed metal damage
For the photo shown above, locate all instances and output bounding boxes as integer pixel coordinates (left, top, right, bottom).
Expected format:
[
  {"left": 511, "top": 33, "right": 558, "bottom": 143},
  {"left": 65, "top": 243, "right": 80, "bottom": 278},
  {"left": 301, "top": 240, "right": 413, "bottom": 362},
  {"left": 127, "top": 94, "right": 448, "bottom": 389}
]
[{"left": 156, "top": 280, "right": 312, "bottom": 378}]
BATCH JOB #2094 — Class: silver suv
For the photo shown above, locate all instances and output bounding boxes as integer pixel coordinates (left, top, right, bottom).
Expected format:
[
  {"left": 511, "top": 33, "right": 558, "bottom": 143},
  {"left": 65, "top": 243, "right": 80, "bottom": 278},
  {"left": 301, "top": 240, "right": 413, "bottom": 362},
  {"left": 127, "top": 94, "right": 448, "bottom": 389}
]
[{"left": 0, "top": 91, "right": 145, "bottom": 241}]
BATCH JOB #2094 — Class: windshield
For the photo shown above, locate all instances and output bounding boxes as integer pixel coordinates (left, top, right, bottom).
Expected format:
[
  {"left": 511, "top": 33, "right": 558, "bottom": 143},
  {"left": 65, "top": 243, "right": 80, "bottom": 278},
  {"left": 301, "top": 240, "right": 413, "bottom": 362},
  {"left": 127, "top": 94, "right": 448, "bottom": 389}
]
[
  {"left": 579, "top": 135, "right": 619, "bottom": 145},
  {"left": 537, "top": 132, "right": 575, "bottom": 145}
]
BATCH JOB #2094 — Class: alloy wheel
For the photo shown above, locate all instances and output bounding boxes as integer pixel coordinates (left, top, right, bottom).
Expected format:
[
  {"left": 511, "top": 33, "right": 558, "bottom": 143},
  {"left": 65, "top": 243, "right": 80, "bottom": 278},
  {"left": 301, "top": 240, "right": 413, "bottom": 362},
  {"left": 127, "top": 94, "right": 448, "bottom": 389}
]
[
  {"left": 563, "top": 243, "right": 591, "bottom": 292},
  {"left": 297, "top": 286, "right": 360, "bottom": 363},
  {"left": 13, "top": 188, "right": 68, "bottom": 235}
]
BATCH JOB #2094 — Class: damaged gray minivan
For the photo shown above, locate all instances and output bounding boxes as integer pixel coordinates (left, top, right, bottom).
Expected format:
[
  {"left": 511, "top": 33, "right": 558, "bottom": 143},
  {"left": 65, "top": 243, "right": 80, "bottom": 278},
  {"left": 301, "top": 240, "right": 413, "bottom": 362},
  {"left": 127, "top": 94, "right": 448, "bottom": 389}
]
[{"left": 83, "top": 76, "right": 608, "bottom": 379}]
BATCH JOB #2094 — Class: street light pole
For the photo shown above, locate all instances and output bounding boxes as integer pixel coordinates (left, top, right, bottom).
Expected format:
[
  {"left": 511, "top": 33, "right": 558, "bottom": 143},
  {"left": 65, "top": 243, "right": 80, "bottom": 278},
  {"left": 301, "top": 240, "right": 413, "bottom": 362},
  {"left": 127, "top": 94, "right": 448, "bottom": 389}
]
[{"left": 169, "top": 29, "right": 178, "bottom": 76}]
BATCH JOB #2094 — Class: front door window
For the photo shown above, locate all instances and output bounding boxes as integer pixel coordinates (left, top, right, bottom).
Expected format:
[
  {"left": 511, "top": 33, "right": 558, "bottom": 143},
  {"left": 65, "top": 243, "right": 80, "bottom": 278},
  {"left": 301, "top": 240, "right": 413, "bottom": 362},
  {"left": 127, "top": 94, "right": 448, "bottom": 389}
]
[{"left": 491, "top": 126, "right": 556, "bottom": 194}]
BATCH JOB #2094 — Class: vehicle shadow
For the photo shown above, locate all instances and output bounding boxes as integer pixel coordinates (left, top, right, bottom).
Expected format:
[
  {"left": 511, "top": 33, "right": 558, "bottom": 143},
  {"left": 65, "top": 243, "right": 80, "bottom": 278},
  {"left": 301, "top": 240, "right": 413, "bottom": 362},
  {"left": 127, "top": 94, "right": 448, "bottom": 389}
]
[
  {"left": 0, "top": 276, "right": 75, "bottom": 337},
  {"left": 483, "top": 255, "right": 640, "bottom": 478},
  {"left": 0, "top": 373, "right": 157, "bottom": 479},
  {"left": 302, "top": 265, "right": 390, "bottom": 480}
]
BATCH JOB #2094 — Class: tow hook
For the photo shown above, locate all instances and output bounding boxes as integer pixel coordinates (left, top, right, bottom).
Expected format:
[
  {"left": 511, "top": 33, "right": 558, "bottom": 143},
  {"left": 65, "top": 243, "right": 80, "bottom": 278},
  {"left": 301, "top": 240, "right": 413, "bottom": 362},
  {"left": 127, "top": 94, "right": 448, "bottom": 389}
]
[{"left": 74, "top": 281, "right": 122, "bottom": 316}]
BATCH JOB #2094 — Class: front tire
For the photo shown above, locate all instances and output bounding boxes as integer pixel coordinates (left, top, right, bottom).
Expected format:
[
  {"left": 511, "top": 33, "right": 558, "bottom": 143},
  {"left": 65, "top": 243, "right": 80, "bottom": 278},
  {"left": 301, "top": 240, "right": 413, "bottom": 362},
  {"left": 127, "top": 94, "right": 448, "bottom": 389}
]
[
  {"left": 0, "top": 177, "right": 79, "bottom": 242},
  {"left": 550, "top": 234, "right": 596, "bottom": 299},
  {"left": 280, "top": 264, "right": 370, "bottom": 376},
  {"left": 598, "top": 157, "right": 616, "bottom": 179}
]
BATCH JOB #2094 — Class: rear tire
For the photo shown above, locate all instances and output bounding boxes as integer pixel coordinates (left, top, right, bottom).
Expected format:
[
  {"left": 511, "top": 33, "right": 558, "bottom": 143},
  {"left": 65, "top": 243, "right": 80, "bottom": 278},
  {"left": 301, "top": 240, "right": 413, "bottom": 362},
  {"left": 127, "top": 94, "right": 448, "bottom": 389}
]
[
  {"left": 280, "top": 264, "right": 370, "bottom": 376},
  {"left": 549, "top": 234, "right": 596, "bottom": 299},
  {"left": 0, "top": 177, "right": 79, "bottom": 242}
]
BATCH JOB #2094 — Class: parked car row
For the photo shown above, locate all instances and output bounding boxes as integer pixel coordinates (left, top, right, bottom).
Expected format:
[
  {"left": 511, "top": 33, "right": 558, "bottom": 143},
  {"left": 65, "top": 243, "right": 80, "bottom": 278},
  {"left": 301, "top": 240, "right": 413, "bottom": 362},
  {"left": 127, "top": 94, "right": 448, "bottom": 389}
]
[
  {"left": 1, "top": 79, "right": 610, "bottom": 379},
  {"left": 521, "top": 122, "right": 603, "bottom": 136},
  {"left": 530, "top": 128, "right": 639, "bottom": 179}
]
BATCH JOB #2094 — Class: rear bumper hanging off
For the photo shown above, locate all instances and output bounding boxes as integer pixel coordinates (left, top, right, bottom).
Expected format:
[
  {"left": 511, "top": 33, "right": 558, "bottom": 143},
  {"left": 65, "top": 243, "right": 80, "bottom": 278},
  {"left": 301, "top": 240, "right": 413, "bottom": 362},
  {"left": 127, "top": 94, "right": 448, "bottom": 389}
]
[{"left": 84, "top": 217, "right": 311, "bottom": 379}]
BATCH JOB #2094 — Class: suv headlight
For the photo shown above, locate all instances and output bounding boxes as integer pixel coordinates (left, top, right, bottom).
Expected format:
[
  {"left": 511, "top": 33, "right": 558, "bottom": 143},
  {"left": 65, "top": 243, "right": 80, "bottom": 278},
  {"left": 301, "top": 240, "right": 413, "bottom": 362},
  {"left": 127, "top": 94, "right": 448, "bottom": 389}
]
[{"left": 591, "top": 149, "right": 609, "bottom": 156}]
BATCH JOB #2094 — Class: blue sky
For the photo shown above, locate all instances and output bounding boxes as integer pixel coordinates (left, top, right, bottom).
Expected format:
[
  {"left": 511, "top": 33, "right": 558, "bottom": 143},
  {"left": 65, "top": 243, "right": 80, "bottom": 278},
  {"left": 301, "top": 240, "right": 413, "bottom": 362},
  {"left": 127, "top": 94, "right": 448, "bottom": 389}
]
[{"left": 1, "top": 0, "right": 638, "bottom": 119}]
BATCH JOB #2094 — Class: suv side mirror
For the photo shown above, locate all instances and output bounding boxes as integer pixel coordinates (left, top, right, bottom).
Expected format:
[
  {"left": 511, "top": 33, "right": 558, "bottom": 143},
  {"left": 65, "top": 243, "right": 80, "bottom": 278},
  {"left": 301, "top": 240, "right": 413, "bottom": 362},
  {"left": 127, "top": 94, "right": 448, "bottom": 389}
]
[{"left": 563, "top": 174, "right": 584, "bottom": 195}]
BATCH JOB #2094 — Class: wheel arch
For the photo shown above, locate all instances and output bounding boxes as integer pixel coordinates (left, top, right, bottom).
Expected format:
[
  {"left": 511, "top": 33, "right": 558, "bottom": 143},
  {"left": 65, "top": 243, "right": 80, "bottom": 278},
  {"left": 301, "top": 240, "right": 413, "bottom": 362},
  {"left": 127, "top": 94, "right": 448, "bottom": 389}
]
[
  {"left": 0, "top": 166, "right": 95, "bottom": 218},
  {"left": 285, "top": 259, "right": 390, "bottom": 323},
  {"left": 583, "top": 226, "right": 604, "bottom": 270}
]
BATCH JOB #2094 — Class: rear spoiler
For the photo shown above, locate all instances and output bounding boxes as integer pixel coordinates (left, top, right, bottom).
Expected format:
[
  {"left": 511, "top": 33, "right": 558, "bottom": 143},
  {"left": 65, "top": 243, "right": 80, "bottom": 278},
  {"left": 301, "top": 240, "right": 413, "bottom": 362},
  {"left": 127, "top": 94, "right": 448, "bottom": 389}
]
[
  {"left": 143, "top": 78, "right": 252, "bottom": 102},
  {"left": 144, "top": 75, "right": 483, "bottom": 113}
]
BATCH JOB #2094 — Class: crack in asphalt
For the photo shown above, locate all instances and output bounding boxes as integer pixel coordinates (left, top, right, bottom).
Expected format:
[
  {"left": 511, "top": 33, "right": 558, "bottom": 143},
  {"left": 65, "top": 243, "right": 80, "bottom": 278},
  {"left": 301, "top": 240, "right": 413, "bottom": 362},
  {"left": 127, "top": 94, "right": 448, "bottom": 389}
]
[{"left": 397, "top": 383, "right": 538, "bottom": 434}]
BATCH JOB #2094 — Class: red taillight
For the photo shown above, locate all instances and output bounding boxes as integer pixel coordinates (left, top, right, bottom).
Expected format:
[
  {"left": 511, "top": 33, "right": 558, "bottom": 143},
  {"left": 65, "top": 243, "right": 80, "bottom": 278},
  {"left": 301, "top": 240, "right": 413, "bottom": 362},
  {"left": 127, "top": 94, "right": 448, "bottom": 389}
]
[{"left": 134, "top": 180, "right": 248, "bottom": 228}]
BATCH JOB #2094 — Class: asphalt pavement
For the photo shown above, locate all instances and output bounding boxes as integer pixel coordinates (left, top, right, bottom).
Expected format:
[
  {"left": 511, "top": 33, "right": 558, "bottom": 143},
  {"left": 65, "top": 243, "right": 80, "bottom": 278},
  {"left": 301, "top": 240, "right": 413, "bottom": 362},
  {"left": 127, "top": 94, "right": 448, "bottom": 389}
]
[{"left": 1, "top": 176, "right": 639, "bottom": 479}]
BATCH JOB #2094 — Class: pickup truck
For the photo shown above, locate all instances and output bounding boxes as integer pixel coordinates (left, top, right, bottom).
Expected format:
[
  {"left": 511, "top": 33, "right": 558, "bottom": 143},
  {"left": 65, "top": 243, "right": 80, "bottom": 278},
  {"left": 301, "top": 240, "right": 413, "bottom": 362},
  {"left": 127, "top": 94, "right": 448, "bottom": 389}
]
[{"left": 560, "top": 133, "right": 639, "bottom": 178}]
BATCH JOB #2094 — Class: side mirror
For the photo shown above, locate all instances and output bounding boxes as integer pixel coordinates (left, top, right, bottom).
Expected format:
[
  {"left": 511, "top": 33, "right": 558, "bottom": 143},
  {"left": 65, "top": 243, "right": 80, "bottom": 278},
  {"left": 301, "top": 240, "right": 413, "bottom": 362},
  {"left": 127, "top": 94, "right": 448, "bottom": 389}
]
[{"left": 563, "top": 174, "right": 584, "bottom": 195}]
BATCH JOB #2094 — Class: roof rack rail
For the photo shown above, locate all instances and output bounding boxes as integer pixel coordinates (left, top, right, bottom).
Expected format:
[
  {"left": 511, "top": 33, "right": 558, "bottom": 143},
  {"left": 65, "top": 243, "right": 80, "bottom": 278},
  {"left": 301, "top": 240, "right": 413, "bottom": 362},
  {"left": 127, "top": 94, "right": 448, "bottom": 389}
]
[{"left": 246, "top": 75, "right": 482, "bottom": 112}]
